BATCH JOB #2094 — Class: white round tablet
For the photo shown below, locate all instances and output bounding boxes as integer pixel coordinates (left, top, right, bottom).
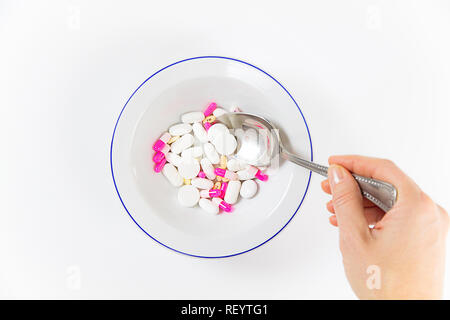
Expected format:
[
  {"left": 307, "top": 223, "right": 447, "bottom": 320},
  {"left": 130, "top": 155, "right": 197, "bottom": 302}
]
[
  {"left": 240, "top": 180, "right": 258, "bottom": 199},
  {"left": 212, "top": 133, "right": 237, "bottom": 155},
  {"left": 178, "top": 185, "right": 200, "bottom": 207},
  {"left": 178, "top": 159, "right": 200, "bottom": 179},
  {"left": 207, "top": 123, "right": 229, "bottom": 142}
]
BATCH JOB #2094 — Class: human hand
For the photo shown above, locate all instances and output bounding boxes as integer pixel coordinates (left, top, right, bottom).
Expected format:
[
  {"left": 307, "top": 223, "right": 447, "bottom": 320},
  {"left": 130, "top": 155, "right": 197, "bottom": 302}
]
[{"left": 321, "top": 155, "right": 449, "bottom": 299}]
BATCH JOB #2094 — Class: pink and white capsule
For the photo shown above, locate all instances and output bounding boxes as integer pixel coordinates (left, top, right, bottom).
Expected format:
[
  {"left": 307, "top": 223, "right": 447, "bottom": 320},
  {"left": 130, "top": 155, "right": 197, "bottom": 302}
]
[
  {"left": 220, "top": 182, "right": 228, "bottom": 198},
  {"left": 212, "top": 197, "right": 233, "bottom": 212},
  {"left": 237, "top": 166, "right": 268, "bottom": 181},
  {"left": 255, "top": 169, "right": 269, "bottom": 181},
  {"left": 200, "top": 189, "right": 222, "bottom": 198},
  {"left": 203, "top": 102, "right": 217, "bottom": 117},
  {"left": 152, "top": 132, "right": 171, "bottom": 152},
  {"left": 214, "top": 168, "right": 238, "bottom": 181},
  {"left": 152, "top": 144, "right": 170, "bottom": 163}
]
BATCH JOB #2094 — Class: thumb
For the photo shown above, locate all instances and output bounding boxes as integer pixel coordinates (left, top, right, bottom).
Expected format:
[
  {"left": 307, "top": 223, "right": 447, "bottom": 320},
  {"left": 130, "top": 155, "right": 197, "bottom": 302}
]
[{"left": 328, "top": 164, "right": 370, "bottom": 240}]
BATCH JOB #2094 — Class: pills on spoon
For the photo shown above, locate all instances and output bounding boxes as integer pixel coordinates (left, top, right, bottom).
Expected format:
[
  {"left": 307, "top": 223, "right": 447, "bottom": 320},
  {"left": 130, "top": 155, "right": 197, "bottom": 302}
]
[{"left": 151, "top": 102, "right": 271, "bottom": 215}]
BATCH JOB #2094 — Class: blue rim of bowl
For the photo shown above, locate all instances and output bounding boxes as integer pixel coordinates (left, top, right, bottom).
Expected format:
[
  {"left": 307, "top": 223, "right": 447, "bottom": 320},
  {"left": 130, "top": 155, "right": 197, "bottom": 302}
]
[{"left": 110, "top": 56, "right": 313, "bottom": 258}]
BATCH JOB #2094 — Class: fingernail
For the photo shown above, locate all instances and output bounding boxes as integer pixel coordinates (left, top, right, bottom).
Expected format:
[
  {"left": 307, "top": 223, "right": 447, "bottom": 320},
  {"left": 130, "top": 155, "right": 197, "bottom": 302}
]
[{"left": 328, "top": 165, "right": 344, "bottom": 185}]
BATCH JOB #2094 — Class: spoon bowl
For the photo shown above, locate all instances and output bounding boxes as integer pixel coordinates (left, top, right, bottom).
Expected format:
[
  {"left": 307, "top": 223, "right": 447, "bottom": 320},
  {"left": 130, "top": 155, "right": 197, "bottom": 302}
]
[{"left": 219, "top": 112, "right": 398, "bottom": 212}]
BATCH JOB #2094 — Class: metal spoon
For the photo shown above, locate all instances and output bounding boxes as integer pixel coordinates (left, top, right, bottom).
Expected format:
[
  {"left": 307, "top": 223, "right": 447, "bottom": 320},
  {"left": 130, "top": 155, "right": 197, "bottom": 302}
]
[{"left": 218, "top": 112, "right": 397, "bottom": 212}]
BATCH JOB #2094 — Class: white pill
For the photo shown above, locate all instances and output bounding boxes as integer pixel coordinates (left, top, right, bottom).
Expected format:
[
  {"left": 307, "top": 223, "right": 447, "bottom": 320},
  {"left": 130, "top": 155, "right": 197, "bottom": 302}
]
[
  {"left": 213, "top": 107, "right": 228, "bottom": 117},
  {"left": 237, "top": 166, "right": 258, "bottom": 180},
  {"left": 212, "top": 133, "right": 237, "bottom": 155},
  {"left": 199, "top": 198, "right": 219, "bottom": 215},
  {"left": 169, "top": 123, "right": 192, "bottom": 136},
  {"left": 177, "top": 185, "right": 200, "bottom": 207},
  {"left": 181, "top": 112, "right": 205, "bottom": 123},
  {"left": 181, "top": 146, "right": 203, "bottom": 159},
  {"left": 191, "top": 178, "right": 214, "bottom": 190},
  {"left": 200, "top": 158, "right": 216, "bottom": 180},
  {"left": 227, "top": 159, "right": 248, "bottom": 172},
  {"left": 207, "top": 123, "right": 229, "bottom": 142},
  {"left": 224, "top": 180, "right": 241, "bottom": 204},
  {"left": 162, "top": 163, "right": 183, "bottom": 187},
  {"left": 192, "top": 122, "right": 209, "bottom": 143},
  {"left": 170, "top": 134, "right": 194, "bottom": 154},
  {"left": 178, "top": 158, "right": 200, "bottom": 179},
  {"left": 165, "top": 152, "right": 182, "bottom": 167},
  {"left": 240, "top": 180, "right": 258, "bottom": 199},
  {"left": 203, "top": 143, "right": 220, "bottom": 164}
]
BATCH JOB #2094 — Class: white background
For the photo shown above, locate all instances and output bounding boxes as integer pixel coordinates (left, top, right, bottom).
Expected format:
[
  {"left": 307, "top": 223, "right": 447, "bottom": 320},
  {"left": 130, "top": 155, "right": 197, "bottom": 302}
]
[{"left": 1, "top": 0, "right": 449, "bottom": 299}]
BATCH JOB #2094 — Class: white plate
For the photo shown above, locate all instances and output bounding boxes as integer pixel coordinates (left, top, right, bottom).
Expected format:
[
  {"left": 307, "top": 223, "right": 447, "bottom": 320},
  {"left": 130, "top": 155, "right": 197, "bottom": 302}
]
[{"left": 110, "top": 56, "right": 313, "bottom": 258}]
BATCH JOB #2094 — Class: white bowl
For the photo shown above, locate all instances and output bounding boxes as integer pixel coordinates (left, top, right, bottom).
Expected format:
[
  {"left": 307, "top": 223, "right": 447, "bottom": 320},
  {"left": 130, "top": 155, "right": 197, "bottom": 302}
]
[{"left": 110, "top": 56, "right": 313, "bottom": 258}]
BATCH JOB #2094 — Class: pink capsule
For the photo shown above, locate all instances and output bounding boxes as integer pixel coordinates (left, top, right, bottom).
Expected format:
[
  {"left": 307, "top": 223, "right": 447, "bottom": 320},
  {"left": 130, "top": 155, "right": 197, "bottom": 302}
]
[
  {"left": 200, "top": 189, "right": 222, "bottom": 198},
  {"left": 214, "top": 168, "right": 238, "bottom": 181},
  {"left": 220, "top": 182, "right": 228, "bottom": 199},
  {"left": 152, "top": 132, "right": 171, "bottom": 152},
  {"left": 152, "top": 144, "right": 170, "bottom": 163},
  {"left": 240, "top": 166, "right": 268, "bottom": 181},
  {"left": 212, "top": 197, "right": 233, "bottom": 212},
  {"left": 203, "top": 122, "right": 213, "bottom": 131},
  {"left": 203, "top": 102, "right": 217, "bottom": 117},
  {"left": 154, "top": 158, "right": 166, "bottom": 173},
  {"left": 198, "top": 171, "right": 207, "bottom": 179},
  {"left": 255, "top": 170, "right": 269, "bottom": 182},
  {"left": 153, "top": 152, "right": 164, "bottom": 163}
]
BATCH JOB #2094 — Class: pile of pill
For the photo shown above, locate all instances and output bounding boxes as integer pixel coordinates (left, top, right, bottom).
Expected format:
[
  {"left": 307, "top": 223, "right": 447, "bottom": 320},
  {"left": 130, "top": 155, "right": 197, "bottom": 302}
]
[{"left": 151, "top": 102, "right": 269, "bottom": 215}]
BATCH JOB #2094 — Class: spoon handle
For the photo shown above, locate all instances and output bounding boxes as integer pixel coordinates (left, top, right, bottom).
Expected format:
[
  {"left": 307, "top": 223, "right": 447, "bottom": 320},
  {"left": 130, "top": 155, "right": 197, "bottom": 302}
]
[{"left": 281, "top": 151, "right": 397, "bottom": 212}]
